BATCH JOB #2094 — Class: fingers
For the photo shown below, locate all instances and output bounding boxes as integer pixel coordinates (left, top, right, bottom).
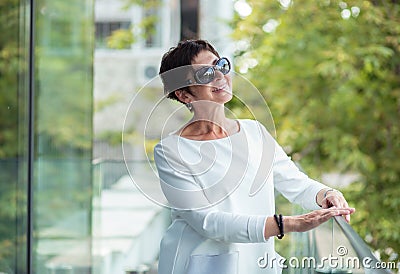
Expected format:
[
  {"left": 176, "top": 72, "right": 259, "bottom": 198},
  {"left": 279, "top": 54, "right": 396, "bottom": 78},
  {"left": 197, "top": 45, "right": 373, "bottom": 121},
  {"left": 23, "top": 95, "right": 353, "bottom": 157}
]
[
  {"left": 315, "top": 207, "right": 355, "bottom": 225},
  {"left": 340, "top": 199, "right": 352, "bottom": 223},
  {"left": 295, "top": 206, "right": 356, "bottom": 232},
  {"left": 296, "top": 207, "right": 353, "bottom": 232},
  {"left": 319, "top": 207, "right": 355, "bottom": 226},
  {"left": 322, "top": 191, "right": 354, "bottom": 223},
  {"left": 319, "top": 208, "right": 351, "bottom": 219},
  {"left": 324, "top": 191, "right": 344, "bottom": 207},
  {"left": 344, "top": 207, "right": 356, "bottom": 223},
  {"left": 331, "top": 208, "right": 354, "bottom": 216}
]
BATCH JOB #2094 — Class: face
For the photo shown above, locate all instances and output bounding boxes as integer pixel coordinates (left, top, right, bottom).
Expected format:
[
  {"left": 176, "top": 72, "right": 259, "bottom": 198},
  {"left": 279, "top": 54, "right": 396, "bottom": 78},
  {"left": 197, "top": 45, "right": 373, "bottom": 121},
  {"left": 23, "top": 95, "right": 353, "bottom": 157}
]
[{"left": 175, "top": 50, "right": 233, "bottom": 106}]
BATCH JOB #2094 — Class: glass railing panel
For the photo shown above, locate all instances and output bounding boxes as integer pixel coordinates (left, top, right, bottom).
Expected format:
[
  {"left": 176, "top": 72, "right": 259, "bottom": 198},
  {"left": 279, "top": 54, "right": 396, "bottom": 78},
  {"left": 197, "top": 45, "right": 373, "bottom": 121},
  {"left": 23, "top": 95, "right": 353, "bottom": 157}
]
[
  {"left": 92, "top": 160, "right": 171, "bottom": 274},
  {"left": 288, "top": 214, "right": 395, "bottom": 273},
  {"left": 34, "top": 158, "right": 92, "bottom": 273},
  {"left": 311, "top": 218, "right": 363, "bottom": 273},
  {"left": 332, "top": 216, "right": 395, "bottom": 274},
  {"left": 276, "top": 193, "right": 395, "bottom": 274}
]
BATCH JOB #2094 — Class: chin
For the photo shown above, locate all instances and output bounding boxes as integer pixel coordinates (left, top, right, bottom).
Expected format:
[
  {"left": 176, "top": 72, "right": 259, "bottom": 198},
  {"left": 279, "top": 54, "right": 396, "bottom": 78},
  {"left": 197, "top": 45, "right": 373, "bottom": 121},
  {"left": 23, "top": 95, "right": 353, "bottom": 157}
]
[{"left": 222, "top": 92, "right": 233, "bottom": 104}]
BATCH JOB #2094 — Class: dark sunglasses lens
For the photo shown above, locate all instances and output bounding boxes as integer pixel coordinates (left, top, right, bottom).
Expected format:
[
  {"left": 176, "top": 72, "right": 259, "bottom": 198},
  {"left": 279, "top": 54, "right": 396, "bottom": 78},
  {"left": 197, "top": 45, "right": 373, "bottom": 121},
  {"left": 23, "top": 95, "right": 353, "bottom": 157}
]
[
  {"left": 193, "top": 58, "right": 230, "bottom": 84},
  {"left": 216, "top": 58, "right": 230, "bottom": 75},
  {"left": 196, "top": 66, "right": 215, "bottom": 84}
]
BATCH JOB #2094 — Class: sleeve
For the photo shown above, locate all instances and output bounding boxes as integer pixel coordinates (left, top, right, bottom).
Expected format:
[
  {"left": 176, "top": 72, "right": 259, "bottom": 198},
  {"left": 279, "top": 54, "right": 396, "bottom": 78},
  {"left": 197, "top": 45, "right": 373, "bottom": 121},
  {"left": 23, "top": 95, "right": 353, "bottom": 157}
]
[
  {"left": 272, "top": 138, "right": 327, "bottom": 210},
  {"left": 154, "top": 142, "right": 268, "bottom": 243}
]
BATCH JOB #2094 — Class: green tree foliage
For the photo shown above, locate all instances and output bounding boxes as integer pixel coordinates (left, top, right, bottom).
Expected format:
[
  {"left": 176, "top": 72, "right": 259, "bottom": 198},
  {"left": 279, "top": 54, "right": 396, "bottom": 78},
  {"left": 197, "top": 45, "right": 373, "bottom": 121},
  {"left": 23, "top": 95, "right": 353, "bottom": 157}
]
[
  {"left": 232, "top": 0, "right": 400, "bottom": 260},
  {"left": 0, "top": 0, "right": 28, "bottom": 272},
  {"left": 35, "top": 0, "right": 93, "bottom": 152},
  {"left": 106, "top": 0, "right": 162, "bottom": 49},
  {"left": 106, "top": 29, "right": 135, "bottom": 49},
  {"left": 0, "top": 0, "right": 21, "bottom": 158}
]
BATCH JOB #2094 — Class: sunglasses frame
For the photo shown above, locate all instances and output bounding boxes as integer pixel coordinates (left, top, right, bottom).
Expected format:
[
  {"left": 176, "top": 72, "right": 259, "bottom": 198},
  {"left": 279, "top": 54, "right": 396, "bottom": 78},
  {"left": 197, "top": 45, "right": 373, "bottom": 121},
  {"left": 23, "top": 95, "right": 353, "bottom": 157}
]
[{"left": 191, "top": 57, "right": 231, "bottom": 85}]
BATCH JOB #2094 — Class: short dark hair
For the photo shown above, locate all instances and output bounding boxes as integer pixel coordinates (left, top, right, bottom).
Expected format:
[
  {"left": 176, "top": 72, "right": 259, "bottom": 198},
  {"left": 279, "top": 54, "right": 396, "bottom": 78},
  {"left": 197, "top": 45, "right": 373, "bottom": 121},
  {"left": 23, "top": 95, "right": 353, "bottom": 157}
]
[{"left": 159, "top": 39, "right": 220, "bottom": 103}]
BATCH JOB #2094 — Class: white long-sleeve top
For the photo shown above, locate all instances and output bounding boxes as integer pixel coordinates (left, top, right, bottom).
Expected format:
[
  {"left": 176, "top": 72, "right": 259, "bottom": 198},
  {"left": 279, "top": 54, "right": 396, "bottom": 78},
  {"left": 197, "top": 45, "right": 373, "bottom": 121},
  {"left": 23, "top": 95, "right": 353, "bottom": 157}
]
[{"left": 154, "top": 119, "right": 326, "bottom": 274}]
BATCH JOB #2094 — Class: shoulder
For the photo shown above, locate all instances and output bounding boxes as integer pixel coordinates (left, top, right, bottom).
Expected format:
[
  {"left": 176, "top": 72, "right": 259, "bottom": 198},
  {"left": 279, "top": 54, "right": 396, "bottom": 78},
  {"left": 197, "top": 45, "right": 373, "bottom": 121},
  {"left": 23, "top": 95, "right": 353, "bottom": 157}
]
[
  {"left": 238, "top": 119, "right": 269, "bottom": 136},
  {"left": 237, "top": 118, "right": 259, "bottom": 127},
  {"left": 153, "top": 135, "right": 177, "bottom": 162},
  {"left": 240, "top": 119, "right": 277, "bottom": 139}
]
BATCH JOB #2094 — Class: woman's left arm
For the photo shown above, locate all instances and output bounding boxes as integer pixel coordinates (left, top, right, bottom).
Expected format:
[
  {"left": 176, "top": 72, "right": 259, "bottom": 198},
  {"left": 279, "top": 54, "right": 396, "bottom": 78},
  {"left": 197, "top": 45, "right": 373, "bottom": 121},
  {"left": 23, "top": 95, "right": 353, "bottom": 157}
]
[{"left": 271, "top": 136, "right": 353, "bottom": 222}]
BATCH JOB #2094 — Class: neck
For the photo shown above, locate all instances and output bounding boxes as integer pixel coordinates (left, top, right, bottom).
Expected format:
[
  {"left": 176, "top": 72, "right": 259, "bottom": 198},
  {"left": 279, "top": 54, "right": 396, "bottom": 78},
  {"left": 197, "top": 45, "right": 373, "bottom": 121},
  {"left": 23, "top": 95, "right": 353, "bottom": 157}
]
[{"left": 189, "top": 101, "right": 230, "bottom": 134}]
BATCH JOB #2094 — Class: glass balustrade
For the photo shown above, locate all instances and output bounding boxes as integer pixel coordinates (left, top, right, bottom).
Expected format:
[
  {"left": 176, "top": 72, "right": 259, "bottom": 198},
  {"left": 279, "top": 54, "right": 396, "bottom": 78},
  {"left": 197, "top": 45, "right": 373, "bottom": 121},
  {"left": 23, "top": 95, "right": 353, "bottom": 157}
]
[{"left": 275, "top": 194, "right": 395, "bottom": 274}]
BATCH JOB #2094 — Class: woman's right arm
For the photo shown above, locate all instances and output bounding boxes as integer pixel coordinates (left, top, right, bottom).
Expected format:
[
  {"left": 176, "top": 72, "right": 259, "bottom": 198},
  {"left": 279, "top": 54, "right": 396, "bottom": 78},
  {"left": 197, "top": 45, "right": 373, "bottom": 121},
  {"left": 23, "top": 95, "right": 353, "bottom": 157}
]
[
  {"left": 154, "top": 143, "right": 268, "bottom": 243},
  {"left": 154, "top": 143, "right": 354, "bottom": 243},
  {"left": 263, "top": 207, "right": 354, "bottom": 239}
]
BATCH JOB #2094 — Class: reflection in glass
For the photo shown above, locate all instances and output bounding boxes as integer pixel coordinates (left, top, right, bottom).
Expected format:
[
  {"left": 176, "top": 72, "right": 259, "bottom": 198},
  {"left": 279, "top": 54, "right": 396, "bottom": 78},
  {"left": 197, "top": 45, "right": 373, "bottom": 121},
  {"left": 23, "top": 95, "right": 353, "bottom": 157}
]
[
  {"left": 0, "top": 0, "right": 29, "bottom": 273},
  {"left": 33, "top": 0, "right": 94, "bottom": 272}
]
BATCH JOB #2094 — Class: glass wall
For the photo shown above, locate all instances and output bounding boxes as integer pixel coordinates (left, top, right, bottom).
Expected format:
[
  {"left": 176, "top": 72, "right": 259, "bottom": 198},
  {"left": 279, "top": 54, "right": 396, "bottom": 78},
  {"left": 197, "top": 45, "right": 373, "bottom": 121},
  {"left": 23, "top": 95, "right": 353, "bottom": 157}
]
[
  {"left": 33, "top": 0, "right": 94, "bottom": 273},
  {"left": 1, "top": 0, "right": 237, "bottom": 273},
  {"left": 0, "top": 0, "right": 29, "bottom": 273},
  {"left": 0, "top": 0, "right": 94, "bottom": 273}
]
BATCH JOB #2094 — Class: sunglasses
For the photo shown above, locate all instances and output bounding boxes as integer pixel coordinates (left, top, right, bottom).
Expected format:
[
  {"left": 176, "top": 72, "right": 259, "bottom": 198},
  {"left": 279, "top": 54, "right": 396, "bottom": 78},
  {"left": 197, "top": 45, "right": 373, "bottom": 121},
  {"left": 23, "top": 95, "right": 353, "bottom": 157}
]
[{"left": 189, "top": 57, "right": 231, "bottom": 85}]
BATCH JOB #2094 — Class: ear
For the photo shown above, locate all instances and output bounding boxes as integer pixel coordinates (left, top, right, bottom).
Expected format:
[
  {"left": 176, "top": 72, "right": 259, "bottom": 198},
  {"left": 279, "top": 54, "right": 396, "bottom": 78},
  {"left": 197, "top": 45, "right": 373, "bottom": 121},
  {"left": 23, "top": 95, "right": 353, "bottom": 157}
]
[{"left": 175, "top": 89, "right": 193, "bottom": 104}]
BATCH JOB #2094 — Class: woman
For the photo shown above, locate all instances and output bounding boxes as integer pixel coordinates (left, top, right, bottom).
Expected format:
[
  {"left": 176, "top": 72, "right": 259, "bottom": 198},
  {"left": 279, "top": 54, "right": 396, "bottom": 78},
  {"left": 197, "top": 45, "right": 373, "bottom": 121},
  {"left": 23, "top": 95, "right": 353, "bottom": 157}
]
[{"left": 154, "top": 40, "right": 355, "bottom": 274}]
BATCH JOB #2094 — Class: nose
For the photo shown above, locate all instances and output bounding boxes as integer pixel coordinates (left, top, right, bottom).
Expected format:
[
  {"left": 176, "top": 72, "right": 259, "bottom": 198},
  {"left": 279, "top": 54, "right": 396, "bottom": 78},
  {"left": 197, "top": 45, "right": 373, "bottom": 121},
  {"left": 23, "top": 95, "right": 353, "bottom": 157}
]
[{"left": 213, "top": 69, "right": 225, "bottom": 82}]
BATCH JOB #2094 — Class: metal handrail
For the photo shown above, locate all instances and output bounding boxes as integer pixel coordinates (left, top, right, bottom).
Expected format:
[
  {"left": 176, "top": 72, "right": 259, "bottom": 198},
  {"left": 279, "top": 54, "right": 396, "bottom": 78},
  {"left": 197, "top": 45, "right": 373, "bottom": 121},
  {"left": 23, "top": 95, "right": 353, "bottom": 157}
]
[{"left": 333, "top": 216, "right": 392, "bottom": 274}]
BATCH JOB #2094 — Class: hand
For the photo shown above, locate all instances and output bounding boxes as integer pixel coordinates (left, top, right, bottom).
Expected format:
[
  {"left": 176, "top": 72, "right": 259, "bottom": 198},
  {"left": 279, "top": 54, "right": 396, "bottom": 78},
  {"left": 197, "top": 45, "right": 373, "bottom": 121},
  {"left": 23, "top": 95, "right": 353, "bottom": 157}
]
[
  {"left": 317, "top": 188, "right": 354, "bottom": 223},
  {"left": 285, "top": 207, "right": 356, "bottom": 233}
]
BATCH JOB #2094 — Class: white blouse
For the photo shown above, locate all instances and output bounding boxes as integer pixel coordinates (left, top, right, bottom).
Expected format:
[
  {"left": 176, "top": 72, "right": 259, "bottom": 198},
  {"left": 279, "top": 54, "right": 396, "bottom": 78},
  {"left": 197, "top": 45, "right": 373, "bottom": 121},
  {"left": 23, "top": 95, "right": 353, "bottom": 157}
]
[{"left": 154, "top": 119, "right": 326, "bottom": 274}]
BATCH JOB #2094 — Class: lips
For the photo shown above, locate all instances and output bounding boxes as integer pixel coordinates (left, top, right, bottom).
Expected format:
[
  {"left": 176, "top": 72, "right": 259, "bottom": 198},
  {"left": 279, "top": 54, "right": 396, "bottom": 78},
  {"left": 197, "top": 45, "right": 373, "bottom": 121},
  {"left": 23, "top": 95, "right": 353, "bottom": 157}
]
[{"left": 212, "top": 84, "right": 227, "bottom": 93}]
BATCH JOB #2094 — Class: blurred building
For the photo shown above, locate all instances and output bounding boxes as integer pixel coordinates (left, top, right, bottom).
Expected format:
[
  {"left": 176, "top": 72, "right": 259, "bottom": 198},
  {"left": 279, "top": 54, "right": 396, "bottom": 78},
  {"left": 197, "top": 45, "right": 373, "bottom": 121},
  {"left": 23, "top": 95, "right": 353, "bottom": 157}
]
[{"left": 93, "top": 0, "right": 234, "bottom": 139}]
